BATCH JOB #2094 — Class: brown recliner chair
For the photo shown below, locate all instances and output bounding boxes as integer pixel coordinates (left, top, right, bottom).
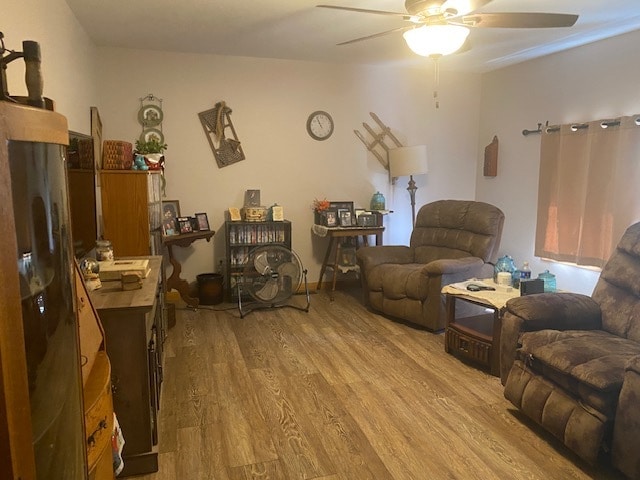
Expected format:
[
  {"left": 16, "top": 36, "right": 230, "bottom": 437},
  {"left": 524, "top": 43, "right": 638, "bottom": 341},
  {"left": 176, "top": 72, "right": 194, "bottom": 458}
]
[
  {"left": 356, "top": 199, "right": 505, "bottom": 331},
  {"left": 501, "top": 221, "right": 640, "bottom": 478}
]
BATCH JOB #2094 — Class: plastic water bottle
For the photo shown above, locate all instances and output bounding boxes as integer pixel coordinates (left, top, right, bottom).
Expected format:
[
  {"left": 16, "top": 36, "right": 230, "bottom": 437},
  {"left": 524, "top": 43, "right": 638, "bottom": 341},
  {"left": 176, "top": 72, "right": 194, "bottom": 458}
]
[
  {"left": 513, "top": 261, "right": 531, "bottom": 289},
  {"left": 520, "top": 261, "right": 532, "bottom": 281}
]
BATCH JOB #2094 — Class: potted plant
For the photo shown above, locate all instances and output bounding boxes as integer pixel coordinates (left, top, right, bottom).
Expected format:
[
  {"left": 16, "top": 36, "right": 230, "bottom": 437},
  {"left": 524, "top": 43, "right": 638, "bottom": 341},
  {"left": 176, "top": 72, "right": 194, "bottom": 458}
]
[
  {"left": 134, "top": 138, "right": 167, "bottom": 155},
  {"left": 134, "top": 138, "right": 167, "bottom": 170}
]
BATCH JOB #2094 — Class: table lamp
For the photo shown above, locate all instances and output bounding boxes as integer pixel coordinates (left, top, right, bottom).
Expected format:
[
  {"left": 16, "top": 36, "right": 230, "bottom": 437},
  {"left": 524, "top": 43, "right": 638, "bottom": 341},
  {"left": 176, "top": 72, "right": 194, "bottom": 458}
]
[{"left": 389, "top": 145, "right": 429, "bottom": 227}]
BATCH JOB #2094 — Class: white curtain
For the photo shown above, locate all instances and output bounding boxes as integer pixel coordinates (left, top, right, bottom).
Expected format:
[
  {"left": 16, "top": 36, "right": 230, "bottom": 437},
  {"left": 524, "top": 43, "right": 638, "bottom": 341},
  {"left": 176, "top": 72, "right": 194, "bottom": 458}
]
[{"left": 535, "top": 115, "right": 640, "bottom": 268}]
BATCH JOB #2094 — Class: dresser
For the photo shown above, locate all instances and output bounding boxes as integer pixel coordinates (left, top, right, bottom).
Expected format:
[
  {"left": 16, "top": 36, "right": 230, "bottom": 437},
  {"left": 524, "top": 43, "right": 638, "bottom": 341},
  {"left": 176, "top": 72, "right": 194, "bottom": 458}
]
[{"left": 88, "top": 256, "right": 166, "bottom": 477}]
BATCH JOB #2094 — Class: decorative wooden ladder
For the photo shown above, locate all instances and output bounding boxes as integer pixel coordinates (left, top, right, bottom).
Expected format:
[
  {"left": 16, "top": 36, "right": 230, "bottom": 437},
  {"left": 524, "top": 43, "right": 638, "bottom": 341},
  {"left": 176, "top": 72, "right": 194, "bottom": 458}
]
[{"left": 354, "top": 112, "right": 403, "bottom": 171}]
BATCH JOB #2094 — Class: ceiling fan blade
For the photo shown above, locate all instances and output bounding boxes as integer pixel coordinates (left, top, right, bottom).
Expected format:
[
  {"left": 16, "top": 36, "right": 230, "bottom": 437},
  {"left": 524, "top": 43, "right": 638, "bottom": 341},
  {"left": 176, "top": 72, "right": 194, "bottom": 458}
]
[
  {"left": 337, "top": 26, "right": 410, "bottom": 46},
  {"left": 316, "top": 5, "right": 412, "bottom": 20},
  {"left": 460, "top": 12, "right": 578, "bottom": 29}
]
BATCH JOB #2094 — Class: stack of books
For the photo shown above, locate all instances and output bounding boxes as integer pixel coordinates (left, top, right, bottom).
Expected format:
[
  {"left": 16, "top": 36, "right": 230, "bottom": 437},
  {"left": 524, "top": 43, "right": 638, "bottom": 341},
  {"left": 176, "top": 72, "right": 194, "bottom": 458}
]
[{"left": 97, "top": 259, "right": 150, "bottom": 282}]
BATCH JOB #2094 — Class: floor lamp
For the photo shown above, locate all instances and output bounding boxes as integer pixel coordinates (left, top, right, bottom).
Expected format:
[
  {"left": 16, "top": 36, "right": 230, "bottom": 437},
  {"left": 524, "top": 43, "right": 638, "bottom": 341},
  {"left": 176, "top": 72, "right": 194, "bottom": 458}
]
[{"left": 389, "top": 145, "right": 429, "bottom": 227}]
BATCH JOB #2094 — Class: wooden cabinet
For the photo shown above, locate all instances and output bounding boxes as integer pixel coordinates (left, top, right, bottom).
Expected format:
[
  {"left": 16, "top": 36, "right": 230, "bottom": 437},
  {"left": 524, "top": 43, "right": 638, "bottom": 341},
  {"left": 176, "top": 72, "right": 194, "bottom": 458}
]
[
  {"left": 68, "top": 168, "right": 98, "bottom": 256},
  {"left": 88, "top": 256, "right": 165, "bottom": 477},
  {"left": 0, "top": 101, "right": 90, "bottom": 479},
  {"left": 100, "top": 170, "right": 162, "bottom": 257},
  {"left": 225, "top": 220, "right": 291, "bottom": 301}
]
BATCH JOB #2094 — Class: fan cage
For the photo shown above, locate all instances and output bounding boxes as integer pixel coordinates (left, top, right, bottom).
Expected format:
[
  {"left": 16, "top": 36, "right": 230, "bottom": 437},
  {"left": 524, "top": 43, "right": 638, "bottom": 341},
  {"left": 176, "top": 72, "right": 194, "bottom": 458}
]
[{"left": 240, "top": 245, "right": 303, "bottom": 304}]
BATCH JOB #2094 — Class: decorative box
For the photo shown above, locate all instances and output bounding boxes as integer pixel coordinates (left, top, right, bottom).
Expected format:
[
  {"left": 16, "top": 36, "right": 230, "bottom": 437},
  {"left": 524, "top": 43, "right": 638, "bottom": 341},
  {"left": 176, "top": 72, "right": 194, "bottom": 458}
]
[
  {"left": 243, "top": 206, "right": 267, "bottom": 222},
  {"left": 102, "top": 140, "right": 133, "bottom": 170}
]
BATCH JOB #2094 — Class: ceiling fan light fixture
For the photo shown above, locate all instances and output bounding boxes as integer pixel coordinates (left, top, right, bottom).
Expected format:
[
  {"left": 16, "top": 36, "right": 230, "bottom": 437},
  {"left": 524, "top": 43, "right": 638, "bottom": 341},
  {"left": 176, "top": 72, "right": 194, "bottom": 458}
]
[{"left": 402, "top": 24, "right": 470, "bottom": 56}]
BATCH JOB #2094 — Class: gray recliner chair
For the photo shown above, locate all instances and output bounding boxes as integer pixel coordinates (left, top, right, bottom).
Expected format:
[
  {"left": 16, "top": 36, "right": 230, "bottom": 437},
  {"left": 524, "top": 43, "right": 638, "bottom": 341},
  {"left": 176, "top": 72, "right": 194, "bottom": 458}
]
[
  {"left": 356, "top": 199, "right": 505, "bottom": 331},
  {"left": 501, "top": 221, "right": 640, "bottom": 478}
]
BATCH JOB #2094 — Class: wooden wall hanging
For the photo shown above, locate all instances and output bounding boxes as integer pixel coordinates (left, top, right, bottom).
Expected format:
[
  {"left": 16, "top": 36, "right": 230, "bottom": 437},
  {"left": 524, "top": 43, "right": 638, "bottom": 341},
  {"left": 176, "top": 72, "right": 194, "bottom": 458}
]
[
  {"left": 138, "top": 93, "right": 165, "bottom": 145},
  {"left": 354, "top": 112, "right": 402, "bottom": 170},
  {"left": 484, "top": 135, "right": 498, "bottom": 177},
  {"left": 199, "top": 101, "right": 245, "bottom": 168}
]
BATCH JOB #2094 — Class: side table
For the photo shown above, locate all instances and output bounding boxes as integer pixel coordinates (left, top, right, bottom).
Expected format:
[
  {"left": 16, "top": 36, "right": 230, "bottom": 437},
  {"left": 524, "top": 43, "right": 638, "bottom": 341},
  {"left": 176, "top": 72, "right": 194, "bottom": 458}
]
[
  {"left": 313, "top": 225, "right": 384, "bottom": 300},
  {"left": 162, "top": 230, "right": 215, "bottom": 307},
  {"left": 442, "top": 280, "right": 520, "bottom": 376}
]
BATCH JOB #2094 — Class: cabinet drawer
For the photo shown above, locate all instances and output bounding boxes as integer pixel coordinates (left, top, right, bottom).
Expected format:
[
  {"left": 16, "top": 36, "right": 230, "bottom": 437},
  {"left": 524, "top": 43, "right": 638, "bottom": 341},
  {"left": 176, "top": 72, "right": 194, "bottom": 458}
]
[
  {"left": 445, "top": 327, "right": 492, "bottom": 367},
  {"left": 84, "top": 352, "right": 114, "bottom": 470}
]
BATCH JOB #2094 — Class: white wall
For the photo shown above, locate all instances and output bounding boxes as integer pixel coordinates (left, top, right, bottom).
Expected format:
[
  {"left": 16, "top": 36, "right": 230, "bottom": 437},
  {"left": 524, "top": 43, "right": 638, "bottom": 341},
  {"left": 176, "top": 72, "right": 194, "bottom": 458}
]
[
  {"left": 95, "top": 47, "right": 482, "bottom": 283},
  {"left": 476, "top": 29, "right": 640, "bottom": 295},
  {"left": 3, "top": 0, "right": 98, "bottom": 132}
]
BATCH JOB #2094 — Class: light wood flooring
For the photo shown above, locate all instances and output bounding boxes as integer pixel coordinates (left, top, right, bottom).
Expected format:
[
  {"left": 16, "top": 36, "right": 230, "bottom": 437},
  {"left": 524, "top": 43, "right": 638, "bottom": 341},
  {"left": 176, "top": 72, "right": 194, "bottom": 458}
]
[{"left": 136, "top": 289, "right": 624, "bottom": 480}]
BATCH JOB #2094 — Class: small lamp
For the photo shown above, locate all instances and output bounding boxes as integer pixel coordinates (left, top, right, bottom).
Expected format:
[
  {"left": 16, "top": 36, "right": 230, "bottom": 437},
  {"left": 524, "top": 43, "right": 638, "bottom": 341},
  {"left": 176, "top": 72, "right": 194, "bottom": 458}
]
[{"left": 389, "top": 145, "right": 429, "bottom": 227}]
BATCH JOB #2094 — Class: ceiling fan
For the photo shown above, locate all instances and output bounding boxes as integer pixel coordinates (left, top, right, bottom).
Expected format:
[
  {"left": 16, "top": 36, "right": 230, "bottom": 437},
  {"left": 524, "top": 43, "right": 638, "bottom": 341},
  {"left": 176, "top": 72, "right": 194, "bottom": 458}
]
[{"left": 317, "top": 0, "right": 579, "bottom": 57}]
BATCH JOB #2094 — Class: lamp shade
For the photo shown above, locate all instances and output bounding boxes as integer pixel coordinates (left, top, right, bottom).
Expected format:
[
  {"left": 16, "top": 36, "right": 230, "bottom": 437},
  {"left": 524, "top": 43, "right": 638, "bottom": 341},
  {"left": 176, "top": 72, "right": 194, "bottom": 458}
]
[
  {"left": 389, "top": 145, "right": 429, "bottom": 178},
  {"left": 402, "top": 25, "right": 470, "bottom": 57}
]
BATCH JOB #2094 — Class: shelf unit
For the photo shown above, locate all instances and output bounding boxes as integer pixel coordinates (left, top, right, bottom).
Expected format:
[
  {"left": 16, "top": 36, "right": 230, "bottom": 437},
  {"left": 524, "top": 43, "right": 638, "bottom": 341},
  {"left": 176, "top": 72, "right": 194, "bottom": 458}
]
[
  {"left": 100, "top": 170, "right": 162, "bottom": 257},
  {"left": 225, "top": 220, "right": 291, "bottom": 301}
]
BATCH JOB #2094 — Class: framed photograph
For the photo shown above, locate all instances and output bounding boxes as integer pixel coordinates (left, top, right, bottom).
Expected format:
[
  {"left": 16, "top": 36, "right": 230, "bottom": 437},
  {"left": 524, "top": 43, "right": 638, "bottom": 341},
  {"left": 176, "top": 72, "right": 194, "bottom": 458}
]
[
  {"left": 338, "top": 209, "right": 353, "bottom": 227},
  {"left": 196, "top": 212, "right": 210, "bottom": 230},
  {"left": 271, "top": 205, "right": 284, "bottom": 221},
  {"left": 354, "top": 208, "right": 365, "bottom": 219},
  {"left": 162, "top": 217, "right": 178, "bottom": 236},
  {"left": 163, "top": 200, "right": 181, "bottom": 221},
  {"left": 228, "top": 207, "right": 241, "bottom": 221},
  {"left": 189, "top": 216, "right": 200, "bottom": 232},
  {"left": 177, "top": 216, "right": 193, "bottom": 234},
  {"left": 323, "top": 210, "right": 338, "bottom": 227},
  {"left": 357, "top": 212, "right": 378, "bottom": 227},
  {"left": 244, "top": 189, "right": 261, "bottom": 207},
  {"left": 329, "top": 201, "right": 354, "bottom": 213}
]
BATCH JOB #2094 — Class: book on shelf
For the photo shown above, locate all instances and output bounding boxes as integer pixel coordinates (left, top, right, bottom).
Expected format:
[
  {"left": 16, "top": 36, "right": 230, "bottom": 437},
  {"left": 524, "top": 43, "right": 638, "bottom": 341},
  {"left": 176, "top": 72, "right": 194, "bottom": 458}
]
[{"left": 98, "top": 259, "right": 150, "bottom": 281}]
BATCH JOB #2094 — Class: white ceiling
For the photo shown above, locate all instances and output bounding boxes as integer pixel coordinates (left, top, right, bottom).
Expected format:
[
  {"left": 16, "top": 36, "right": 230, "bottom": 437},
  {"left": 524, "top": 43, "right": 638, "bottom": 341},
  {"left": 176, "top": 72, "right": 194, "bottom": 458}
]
[{"left": 65, "top": 0, "right": 640, "bottom": 72}]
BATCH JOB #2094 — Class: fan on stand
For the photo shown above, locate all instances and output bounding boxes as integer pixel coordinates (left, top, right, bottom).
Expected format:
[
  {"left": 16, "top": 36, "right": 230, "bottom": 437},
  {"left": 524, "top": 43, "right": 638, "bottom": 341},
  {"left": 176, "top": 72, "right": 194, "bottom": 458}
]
[{"left": 238, "top": 245, "right": 310, "bottom": 318}]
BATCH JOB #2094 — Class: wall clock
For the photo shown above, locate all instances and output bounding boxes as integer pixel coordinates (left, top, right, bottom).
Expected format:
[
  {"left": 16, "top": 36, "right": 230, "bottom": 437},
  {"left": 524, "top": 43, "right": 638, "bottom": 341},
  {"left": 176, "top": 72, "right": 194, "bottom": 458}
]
[{"left": 307, "top": 110, "right": 334, "bottom": 141}]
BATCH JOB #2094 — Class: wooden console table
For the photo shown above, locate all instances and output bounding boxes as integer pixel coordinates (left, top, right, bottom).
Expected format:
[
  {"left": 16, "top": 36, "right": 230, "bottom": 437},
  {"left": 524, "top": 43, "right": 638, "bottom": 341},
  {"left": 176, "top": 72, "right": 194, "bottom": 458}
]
[
  {"left": 162, "top": 230, "right": 215, "bottom": 307},
  {"left": 313, "top": 225, "right": 384, "bottom": 299}
]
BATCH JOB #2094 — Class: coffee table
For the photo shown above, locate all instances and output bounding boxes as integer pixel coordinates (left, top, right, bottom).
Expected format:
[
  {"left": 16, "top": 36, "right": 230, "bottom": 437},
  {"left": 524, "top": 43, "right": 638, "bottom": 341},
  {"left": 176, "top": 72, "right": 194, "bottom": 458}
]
[{"left": 442, "top": 280, "right": 520, "bottom": 376}]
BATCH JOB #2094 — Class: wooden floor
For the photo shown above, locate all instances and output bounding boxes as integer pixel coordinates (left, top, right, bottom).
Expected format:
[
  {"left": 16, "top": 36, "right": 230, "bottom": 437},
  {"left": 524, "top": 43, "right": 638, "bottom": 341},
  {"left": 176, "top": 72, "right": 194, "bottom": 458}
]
[{"left": 136, "top": 289, "right": 624, "bottom": 480}]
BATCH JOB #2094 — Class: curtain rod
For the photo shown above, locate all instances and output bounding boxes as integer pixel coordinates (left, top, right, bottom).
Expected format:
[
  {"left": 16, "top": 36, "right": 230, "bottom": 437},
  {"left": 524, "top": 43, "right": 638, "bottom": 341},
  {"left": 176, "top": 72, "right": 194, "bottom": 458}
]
[{"left": 522, "top": 118, "right": 638, "bottom": 136}]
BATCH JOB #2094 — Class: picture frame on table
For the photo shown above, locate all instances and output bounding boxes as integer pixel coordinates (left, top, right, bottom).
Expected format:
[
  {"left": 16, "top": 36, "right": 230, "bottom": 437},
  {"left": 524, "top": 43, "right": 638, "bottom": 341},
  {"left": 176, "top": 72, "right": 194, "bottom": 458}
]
[
  {"left": 357, "top": 212, "right": 378, "bottom": 227},
  {"left": 196, "top": 212, "right": 210, "bottom": 230},
  {"left": 189, "top": 216, "right": 200, "bottom": 232},
  {"left": 338, "top": 209, "right": 353, "bottom": 227},
  {"left": 163, "top": 200, "right": 181, "bottom": 221},
  {"left": 323, "top": 210, "right": 338, "bottom": 227},
  {"left": 177, "top": 216, "right": 193, "bottom": 234},
  {"left": 162, "top": 217, "right": 178, "bottom": 236},
  {"left": 329, "top": 201, "right": 354, "bottom": 214}
]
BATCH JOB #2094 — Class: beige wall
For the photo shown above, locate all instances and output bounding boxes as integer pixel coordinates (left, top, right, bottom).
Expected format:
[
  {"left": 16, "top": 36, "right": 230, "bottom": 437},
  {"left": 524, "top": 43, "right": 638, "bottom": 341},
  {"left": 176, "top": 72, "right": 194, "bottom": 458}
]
[
  {"left": 18, "top": 0, "right": 636, "bottom": 295},
  {"left": 3, "top": 0, "right": 98, "bottom": 132},
  {"left": 95, "top": 48, "right": 482, "bottom": 282},
  {"left": 476, "top": 29, "right": 640, "bottom": 294}
]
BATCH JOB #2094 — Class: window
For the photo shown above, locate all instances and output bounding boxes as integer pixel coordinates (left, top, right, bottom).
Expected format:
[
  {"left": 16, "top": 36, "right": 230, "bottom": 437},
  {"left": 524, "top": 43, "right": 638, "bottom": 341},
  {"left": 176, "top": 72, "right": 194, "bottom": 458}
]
[{"left": 535, "top": 115, "right": 640, "bottom": 268}]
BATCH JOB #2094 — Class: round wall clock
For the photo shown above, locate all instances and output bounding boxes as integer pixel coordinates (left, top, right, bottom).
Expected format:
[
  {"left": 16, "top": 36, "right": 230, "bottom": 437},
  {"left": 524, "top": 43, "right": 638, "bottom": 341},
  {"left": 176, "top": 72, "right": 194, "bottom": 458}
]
[{"left": 306, "top": 111, "right": 334, "bottom": 141}]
